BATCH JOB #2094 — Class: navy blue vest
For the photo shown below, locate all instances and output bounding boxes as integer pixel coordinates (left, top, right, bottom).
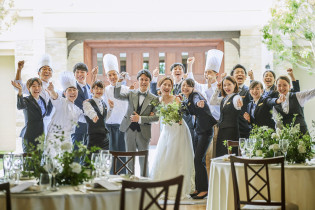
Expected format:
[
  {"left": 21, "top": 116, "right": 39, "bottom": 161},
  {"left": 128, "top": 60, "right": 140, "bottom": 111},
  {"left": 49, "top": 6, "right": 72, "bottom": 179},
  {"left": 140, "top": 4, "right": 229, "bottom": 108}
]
[
  {"left": 129, "top": 99, "right": 144, "bottom": 132},
  {"left": 84, "top": 99, "right": 109, "bottom": 134}
]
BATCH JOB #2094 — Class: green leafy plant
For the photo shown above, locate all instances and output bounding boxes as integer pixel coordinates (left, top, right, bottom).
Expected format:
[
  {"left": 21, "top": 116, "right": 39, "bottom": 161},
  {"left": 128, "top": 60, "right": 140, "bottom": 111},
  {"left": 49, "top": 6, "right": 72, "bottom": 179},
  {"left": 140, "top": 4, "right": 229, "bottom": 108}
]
[
  {"left": 262, "top": 0, "right": 315, "bottom": 73},
  {"left": 151, "top": 100, "right": 184, "bottom": 125},
  {"left": 249, "top": 116, "right": 314, "bottom": 163}
]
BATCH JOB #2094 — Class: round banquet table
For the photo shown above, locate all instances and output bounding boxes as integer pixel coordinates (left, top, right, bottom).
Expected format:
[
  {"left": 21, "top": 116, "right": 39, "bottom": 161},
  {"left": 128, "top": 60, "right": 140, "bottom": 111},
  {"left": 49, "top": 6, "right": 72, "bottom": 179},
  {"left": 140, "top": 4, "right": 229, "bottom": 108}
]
[
  {"left": 0, "top": 176, "right": 157, "bottom": 210},
  {"left": 206, "top": 158, "right": 315, "bottom": 210}
]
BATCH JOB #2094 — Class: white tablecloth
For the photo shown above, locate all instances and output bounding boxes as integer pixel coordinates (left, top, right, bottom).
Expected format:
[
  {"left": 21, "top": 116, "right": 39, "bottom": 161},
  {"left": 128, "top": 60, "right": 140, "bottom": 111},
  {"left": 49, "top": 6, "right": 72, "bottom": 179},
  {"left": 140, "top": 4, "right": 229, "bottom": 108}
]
[
  {"left": 0, "top": 177, "right": 156, "bottom": 210},
  {"left": 207, "top": 158, "right": 315, "bottom": 210}
]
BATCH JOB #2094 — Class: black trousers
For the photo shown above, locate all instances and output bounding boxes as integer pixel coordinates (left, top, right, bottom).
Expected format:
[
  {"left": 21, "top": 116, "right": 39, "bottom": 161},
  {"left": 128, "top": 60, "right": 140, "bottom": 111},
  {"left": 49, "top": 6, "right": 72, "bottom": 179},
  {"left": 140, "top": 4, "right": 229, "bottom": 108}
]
[
  {"left": 106, "top": 124, "right": 126, "bottom": 174},
  {"left": 87, "top": 132, "right": 109, "bottom": 151},
  {"left": 216, "top": 126, "right": 239, "bottom": 157},
  {"left": 194, "top": 128, "right": 213, "bottom": 192}
]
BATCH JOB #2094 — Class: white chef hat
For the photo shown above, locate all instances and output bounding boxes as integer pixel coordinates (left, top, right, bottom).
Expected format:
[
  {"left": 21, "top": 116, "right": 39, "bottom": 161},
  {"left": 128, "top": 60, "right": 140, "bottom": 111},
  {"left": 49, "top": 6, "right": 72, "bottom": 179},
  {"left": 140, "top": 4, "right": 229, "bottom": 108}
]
[
  {"left": 38, "top": 54, "right": 53, "bottom": 72},
  {"left": 103, "top": 54, "right": 119, "bottom": 74},
  {"left": 60, "top": 71, "right": 77, "bottom": 91},
  {"left": 205, "top": 49, "right": 224, "bottom": 73}
]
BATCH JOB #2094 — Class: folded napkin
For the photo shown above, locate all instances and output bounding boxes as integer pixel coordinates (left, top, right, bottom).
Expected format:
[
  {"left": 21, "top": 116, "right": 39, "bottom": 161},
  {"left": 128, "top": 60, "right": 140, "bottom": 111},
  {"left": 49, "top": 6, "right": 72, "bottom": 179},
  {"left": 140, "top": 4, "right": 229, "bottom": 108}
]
[
  {"left": 11, "top": 182, "right": 34, "bottom": 193},
  {"left": 94, "top": 180, "right": 121, "bottom": 190}
]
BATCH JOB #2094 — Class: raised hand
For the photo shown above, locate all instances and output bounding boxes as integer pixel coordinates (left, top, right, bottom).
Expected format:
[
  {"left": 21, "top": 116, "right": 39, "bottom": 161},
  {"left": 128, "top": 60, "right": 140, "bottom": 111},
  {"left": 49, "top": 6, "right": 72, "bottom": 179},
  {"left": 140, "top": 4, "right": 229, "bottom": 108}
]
[
  {"left": 196, "top": 100, "right": 205, "bottom": 108},
  {"left": 243, "top": 112, "right": 250, "bottom": 123},
  {"left": 183, "top": 73, "right": 188, "bottom": 79},
  {"left": 217, "top": 82, "right": 222, "bottom": 90},
  {"left": 91, "top": 66, "right": 98, "bottom": 76},
  {"left": 129, "top": 82, "right": 137, "bottom": 90},
  {"left": 187, "top": 57, "right": 195, "bottom": 65},
  {"left": 276, "top": 94, "right": 286, "bottom": 104},
  {"left": 118, "top": 72, "right": 127, "bottom": 82},
  {"left": 18, "top": 61, "right": 24, "bottom": 70},
  {"left": 46, "top": 82, "right": 58, "bottom": 99},
  {"left": 221, "top": 72, "right": 227, "bottom": 78},
  {"left": 93, "top": 116, "right": 99, "bottom": 123},
  {"left": 46, "top": 82, "right": 54, "bottom": 93},
  {"left": 11, "top": 80, "right": 22, "bottom": 93},
  {"left": 248, "top": 70, "right": 254, "bottom": 80},
  {"left": 237, "top": 98, "right": 243, "bottom": 108},
  {"left": 286, "top": 68, "right": 296, "bottom": 81},
  {"left": 108, "top": 99, "right": 114, "bottom": 109},
  {"left": 130, "top": 111, "right": 140, "bottom": 122},
  {"left": 153, "top": 67, "right": 159, "bottom": 78}
]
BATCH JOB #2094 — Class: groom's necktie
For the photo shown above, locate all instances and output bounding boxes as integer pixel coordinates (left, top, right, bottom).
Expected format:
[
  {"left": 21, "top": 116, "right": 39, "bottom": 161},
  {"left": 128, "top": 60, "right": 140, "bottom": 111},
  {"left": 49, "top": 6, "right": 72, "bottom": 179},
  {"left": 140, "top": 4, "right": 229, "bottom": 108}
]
[{"left": 83, "top": 86, "right": 89, "bottom": 99}]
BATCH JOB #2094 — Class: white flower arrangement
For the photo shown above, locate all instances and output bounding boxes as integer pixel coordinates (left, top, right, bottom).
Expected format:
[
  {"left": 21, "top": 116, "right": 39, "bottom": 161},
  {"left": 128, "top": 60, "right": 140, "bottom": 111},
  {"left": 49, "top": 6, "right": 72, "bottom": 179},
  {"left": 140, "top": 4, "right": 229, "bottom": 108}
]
[{"left": 69, "top": 162, "right": 82, "bottom": 174}]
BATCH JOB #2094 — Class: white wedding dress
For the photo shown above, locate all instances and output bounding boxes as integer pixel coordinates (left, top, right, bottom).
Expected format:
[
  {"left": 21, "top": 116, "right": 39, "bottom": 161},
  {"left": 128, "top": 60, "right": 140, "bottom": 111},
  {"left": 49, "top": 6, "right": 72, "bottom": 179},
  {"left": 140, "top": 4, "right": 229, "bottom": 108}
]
[{"left": 150, "top": 110, "right": 194, "bottom": 198}]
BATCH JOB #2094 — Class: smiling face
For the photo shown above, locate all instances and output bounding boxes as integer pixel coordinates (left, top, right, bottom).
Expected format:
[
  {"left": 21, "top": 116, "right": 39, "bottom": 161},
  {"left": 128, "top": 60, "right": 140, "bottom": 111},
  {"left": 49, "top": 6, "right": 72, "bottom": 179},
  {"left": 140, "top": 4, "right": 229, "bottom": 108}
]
[
  {"left": 138, "top": 74, "right": 150, "bottom": 92},
  {"left": 181, "top": 80, "right": 194, "bottom": 98},
  {"left": 223, "top": 79, "right": 236, "bottom": 95},
  {"left": 204, "top": 69, "right": 218, "bottom": 82},
  {"left": 64, "top": 87, "right": 78, "bottom": 102},
  {"left": 171, "top": 65, "right": 184, "bottom": 82},
  {"left": 233, "top": 68, "right": 246, "bottom": 85},
  {"left": 277, "top": 78, "right": 291, "bottom": 95},
  {"left": 29, "top": 81, "right": 42, "bottom": 99},
  {"left": 263, "top": 71, "right": 275, "bottom": 88},
  {"left": 160, "top": 79, "right": 173, "bottom": 96},
  {"left": 250, "top": 85, "right": 264, "bottom": 101},
  {"left": 74, "top": 69, "right": 88, "bottom": 85},
  {"left": 106, "top": 70, "right": 119, "bottom": 86},
  {"left": 92, "top": 86, "right": 104, "bottom": 99},
  {"left": 38, "top": 66, "right": 52, "bottom": 82}
]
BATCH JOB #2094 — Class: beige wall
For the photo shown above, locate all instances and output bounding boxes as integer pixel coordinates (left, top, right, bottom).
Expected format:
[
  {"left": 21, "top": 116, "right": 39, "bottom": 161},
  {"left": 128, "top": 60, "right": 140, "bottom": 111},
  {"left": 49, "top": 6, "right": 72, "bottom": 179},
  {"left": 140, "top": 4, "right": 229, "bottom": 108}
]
[{"left": 0, "top": 56, "right": 17, "bottom": 152}]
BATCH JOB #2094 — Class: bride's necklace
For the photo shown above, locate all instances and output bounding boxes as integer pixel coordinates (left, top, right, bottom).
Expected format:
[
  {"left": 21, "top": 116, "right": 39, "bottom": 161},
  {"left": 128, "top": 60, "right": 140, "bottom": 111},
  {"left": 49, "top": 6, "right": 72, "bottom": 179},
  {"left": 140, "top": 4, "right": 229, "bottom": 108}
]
[{"left": 161, "top": 95, "right": 173, "bottom": 104}]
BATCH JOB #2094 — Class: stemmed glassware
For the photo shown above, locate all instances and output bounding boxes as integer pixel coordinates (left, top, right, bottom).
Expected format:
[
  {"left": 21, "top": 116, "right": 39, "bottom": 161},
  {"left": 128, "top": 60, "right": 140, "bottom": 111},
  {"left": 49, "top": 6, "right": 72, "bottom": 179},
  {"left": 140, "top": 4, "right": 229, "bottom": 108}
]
[
  {"left": 12, "top": 154, "right": 23, "bottom": 184},
  {"left": 91, "top": 153, "right": 102, "bottom": 178},
  {"left": 46, "top": 157, "right": 60, "bottom": 191},
  {"left": 246, "top": 138, "right": 256, "bottom": 159},
  {"left": 239, "top": 138, "right": 246, "bottom": 157},
  {"left": 101, "top": 154, "right": 113, "bottom": 179},
  {"left": 280, "top": 139, "right": 289, "bottom": 164},
  {"left": 3, "top": 154, "right": 12, "bottom": 182}
]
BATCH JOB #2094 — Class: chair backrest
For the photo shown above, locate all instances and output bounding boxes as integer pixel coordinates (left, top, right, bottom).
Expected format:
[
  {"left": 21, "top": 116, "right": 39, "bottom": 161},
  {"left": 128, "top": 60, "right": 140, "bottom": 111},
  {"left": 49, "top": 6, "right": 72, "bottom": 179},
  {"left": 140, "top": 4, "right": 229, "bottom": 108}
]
[
  {"left": 120, "top": 175, "right": 184, "bottom": 210},
  {"left": 227, "top": 140, "right": 240, "bottom": 155},
  {"left": 230, "top": 156, "right": 285, "bottom": 210},
  {"left": 0, "top": 182, "right": 12, "bottom": 210},
  {"left": 110, "top": 150, "right": 148, "bottom": 176}
]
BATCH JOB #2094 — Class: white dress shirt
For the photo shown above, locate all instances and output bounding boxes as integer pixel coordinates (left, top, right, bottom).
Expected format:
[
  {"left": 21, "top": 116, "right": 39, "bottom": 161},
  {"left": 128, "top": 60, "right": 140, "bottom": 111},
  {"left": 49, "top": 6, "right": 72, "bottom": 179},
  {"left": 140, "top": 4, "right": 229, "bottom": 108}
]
[
  {"left": 103, "top": 84, "right": 129, "bottom": 124},
  {"left": 83, "top": 97, "right": 112, "bottom": 121},
  {"left": 187, "top": 72, "right": 221, "bottom": 120},
  {"left": 210, "top": 88, "right": 242, "bottom": 110}
]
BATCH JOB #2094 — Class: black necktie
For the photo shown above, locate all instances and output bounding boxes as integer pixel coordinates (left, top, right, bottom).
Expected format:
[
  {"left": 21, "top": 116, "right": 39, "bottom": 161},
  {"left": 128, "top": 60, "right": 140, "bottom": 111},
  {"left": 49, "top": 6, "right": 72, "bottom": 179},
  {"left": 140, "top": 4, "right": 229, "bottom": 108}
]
[{"left": 138, "top": 91, "right": 147, "bottom": 97}]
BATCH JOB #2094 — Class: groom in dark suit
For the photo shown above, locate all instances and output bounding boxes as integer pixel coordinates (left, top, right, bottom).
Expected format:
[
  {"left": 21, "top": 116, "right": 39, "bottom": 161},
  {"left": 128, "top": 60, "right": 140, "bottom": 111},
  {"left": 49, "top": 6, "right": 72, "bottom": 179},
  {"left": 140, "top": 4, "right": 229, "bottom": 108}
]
[{"left": 114, "top": 69, "right": 159, "bottom": 176}]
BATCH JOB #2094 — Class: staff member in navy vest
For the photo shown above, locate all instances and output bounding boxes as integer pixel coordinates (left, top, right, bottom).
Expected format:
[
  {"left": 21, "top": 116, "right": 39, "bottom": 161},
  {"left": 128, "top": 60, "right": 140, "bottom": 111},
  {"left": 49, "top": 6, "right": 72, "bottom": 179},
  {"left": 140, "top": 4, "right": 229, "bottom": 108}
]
[
  {"left": 210, "top": 76, "right": 243, "bottom": 157},
  {"left": 12, "top": 78, "right": 46, "bottom": 152},
  {"left": 181, "top": 78, "right": 217, "bottom": 199},
  {"left": 71, "top": 63, "right": 97, "bottom": 153},
  {"left": 273, "top": 75, "right": 315, "bottom": 134},
  {"left": 83, "top": 81, "right": 113, "bottom": 151},
  {"left": 230, "top": 64, "right": 251, "bottom": 138},
  {"left": 243, "top": 81, "right": 279, "bottom": 129}
]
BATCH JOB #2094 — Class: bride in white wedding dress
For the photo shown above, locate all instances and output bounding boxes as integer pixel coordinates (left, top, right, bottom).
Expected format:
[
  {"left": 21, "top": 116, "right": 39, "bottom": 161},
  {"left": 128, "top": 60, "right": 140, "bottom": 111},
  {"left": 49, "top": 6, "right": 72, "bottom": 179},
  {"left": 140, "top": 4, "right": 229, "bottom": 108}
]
[{"left": 150, "top": 76, "right": 194, "bottom": 198}]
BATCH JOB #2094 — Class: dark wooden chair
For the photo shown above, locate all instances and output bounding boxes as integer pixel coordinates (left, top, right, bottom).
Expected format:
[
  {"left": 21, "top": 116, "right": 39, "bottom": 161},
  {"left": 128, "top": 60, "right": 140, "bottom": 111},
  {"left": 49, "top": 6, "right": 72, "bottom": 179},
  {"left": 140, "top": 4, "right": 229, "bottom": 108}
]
[
  {"left": 227, "top": 140, "right": 240, "bottom": 155},
  {"left": 230, "top": 156, "right": 298, "bottom": 210},
  {"left": 0, "top": 182, "right": 12, "bottom": 210},
  {"left": 110, "top": 150, "right": 148, "bottom": 176},
  {"left": 120, "top": 175, "right": 183, "bottom": 210}
]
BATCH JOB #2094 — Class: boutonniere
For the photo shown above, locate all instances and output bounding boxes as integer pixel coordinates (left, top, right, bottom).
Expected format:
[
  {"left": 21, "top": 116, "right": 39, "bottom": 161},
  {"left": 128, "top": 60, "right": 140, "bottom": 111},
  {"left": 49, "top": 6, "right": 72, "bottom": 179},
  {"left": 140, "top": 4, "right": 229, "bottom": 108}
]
[
  {"left": 258, "top": 103, "right": 263, "bottom": 106},
  {"left": 227, "top": 102, "right": 231, "bottom": 105},
  {"left": 188, "top": 102, "right": 191, "bottom": 106}
]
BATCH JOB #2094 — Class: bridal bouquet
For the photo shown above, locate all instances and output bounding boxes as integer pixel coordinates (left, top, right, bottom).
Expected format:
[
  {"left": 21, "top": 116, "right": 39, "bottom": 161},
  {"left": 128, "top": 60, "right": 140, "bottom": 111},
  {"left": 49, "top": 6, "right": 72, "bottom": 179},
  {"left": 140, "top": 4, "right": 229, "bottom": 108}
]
[
  {"left": 249, "top": 116, "right": 314, "bottom": 163},
  {"left": 151, "top": 100, "right": 184, "bottom": 125}
]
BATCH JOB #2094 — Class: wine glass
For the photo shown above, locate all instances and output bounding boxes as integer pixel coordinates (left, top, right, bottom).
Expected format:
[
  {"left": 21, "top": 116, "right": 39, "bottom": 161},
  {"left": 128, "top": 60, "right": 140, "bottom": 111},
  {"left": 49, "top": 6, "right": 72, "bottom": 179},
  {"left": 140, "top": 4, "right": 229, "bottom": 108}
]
[
  {"left": 246, "top": 138, "right": 256, "bottom": 159},
  {"left": 102, "top": 154, "right": 112, "bottom": 179},
  {"left": 280, "top": 139, "right": 289, "bottom": 164},
  {"left": 12, "top": 154, "right": 23, "bottom": 184},
  {"left": 239, "top": 138, "right": 246, "bottom": 157},
  {"left": 3, "top": 154, "right": 12, "bottom": 181},
  {"left": 91, "top": 153, "right": 101, "bottom": 178},
  {"left": 46, "top": 157, "right": 59, "bottom": 191}
]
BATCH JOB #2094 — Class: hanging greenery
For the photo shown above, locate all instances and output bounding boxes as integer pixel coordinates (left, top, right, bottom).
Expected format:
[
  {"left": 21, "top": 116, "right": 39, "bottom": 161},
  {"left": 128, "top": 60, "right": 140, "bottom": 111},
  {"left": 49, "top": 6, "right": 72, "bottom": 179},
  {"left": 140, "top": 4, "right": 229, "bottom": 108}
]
[
  {"left": 262, "top": 0, "right": 315, "bottom": 73},
  {"left": 0, "top": 0, "right": 18, "bottom": 33}
]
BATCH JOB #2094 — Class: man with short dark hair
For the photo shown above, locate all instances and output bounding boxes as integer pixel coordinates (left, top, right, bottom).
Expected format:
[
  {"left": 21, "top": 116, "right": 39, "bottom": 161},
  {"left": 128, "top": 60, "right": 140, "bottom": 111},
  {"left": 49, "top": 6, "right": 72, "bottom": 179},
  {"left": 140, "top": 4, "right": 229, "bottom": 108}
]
[{"left": 114, "top": 69, "right": 159, "bottom": 176}]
